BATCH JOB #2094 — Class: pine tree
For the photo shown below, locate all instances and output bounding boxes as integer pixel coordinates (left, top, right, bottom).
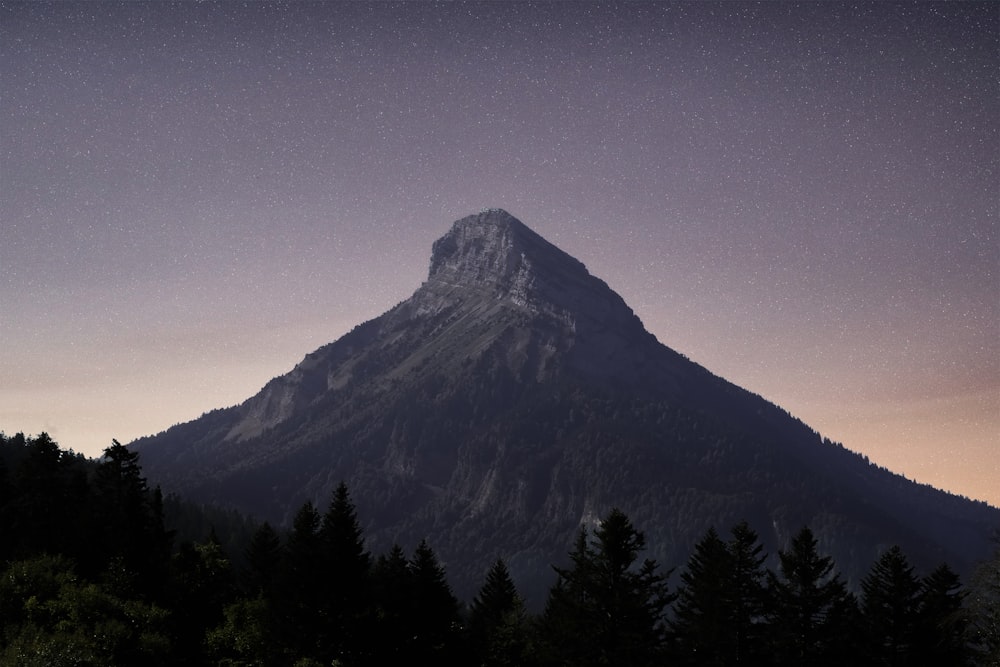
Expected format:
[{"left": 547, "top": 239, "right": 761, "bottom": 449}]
[
  {"left": 371, "top": 544, "right": 413, "bottom": 662},
  {"left": 469, "top": 558, "right": 530, "bottom": 667},
  {"left": 317, "top": 482, "right": 372, "bottom": 664},
  {"left": 9, "top": 433, "right": 89, "bottom": 561},
  {"left": 767, "top": 526, "right": 859, "bottom": 665},
  {"left": 541, "top": 508, "right": 672, "bottom": 667},
  {"left": 408, "top": 539, "right": 464, "bottom": 665},
  {"left": 966, "top": 538, "right": 1000, "bottom": 666},
  {"left": 243, "top": 521, "right": 282, "bottom": 597},
  {"left": 146, "top": 486, "right": 173, "bottom": 595},
  {"left": 861, "top": 545, "right": 921, "bottom": 666},
  {"left": 538, "top": 528, "right": 593, "bottom": 666},
  {"left": 91, "top": 440, "right": 169, "bottom": 596},
  {"left": 915, "top": 564, "right": 970, "bottom": 666},
  {"left": 669, "top": 527, "right": 733, "bottom": 665},
  {"left": 277, "top": 500, "right": 323, "bottom": 662},
  {"left": 727, "top": 521, "right": 769, "bottom": 665},
  {"left": 320, "top": 483, "right": 370, "bottom": 572},
  {"left": 0, "top": 449, "right": 9, "bottom": 563}
]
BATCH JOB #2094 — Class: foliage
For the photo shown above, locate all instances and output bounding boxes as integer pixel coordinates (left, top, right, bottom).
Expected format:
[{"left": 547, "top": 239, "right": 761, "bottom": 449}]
[
  {"left": 964, "top": 539, "right": 1000, "bottom": 667},
  {"left": 469, "top": 558, "right": 530, "bottom": 667},
  {"left": 540, "top": 508, "right": 673, "bottom": 667},
  {"left": 669, "top": 523, "right": 770, "bottom": 665},
  {"left": 861, "top": 545, "right": 922, "bottom": 666},
  {"left": 0, "top": 431, "right": 991, "bottom": 666},
  {"left": 0, "top": 554, "right": 171, "bottom": 666},
  {"left": 915, "top": 563, "right": 970, "bottom": 666},
  {"left": 767, "top": 526, "right": 859, "bottom": 665}
]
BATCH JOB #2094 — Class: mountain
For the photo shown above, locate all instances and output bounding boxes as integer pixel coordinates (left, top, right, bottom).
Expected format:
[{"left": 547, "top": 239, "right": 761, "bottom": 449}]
[{"left": 132, "top": 209, "right": 999, "bottom": 606}]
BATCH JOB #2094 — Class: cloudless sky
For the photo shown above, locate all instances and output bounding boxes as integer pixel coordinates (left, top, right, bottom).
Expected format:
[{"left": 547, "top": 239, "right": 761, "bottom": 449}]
[{"left": 2, "top": 1, "right": 997, "bottom": 506}]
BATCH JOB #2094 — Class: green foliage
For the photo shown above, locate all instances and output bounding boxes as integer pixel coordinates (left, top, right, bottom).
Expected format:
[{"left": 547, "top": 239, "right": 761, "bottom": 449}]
[
  {"left": 205, "top": 595, "right": 274, "bottom": 666},
  {"left": 0, "top": 554, "right": 171, "bottom": 666},
  {"left": 168, "top": 535, "right": 235, "bottom": 663}
]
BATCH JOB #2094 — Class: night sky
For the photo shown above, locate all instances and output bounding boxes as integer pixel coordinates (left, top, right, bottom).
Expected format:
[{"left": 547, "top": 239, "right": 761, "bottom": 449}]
[{"left": 2, "top": 2, "right": 997, "bottom": 506}]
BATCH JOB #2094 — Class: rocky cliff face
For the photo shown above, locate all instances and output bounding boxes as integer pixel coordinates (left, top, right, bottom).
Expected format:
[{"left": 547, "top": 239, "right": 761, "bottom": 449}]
[
  {"left": 424, "top": 209, "right": 603, "bottom": 316},
  {"left": 223, "top": 209, "right": 677, "bottom": 443},
  {"left": 131, "top": 209, "right": 1000, "bottom": 606}
]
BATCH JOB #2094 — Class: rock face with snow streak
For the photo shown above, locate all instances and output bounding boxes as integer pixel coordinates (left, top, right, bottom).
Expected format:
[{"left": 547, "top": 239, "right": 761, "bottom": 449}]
[{"left": 132, "top": 209, "right": 999, "bottom": 606}]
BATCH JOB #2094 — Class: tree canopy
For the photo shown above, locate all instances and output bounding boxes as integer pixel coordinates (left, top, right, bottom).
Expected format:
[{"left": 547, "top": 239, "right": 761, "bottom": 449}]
[{"left": 0, "top": 431, "right": 993, "bottom": 666}]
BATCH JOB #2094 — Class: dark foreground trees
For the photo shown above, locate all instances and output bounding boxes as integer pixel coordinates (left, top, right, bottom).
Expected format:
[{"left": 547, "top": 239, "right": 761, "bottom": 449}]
[
  {"left": 669, "top": 522, "right": 770, "bottom": 665},
  {"left": 966, "top": 538, "right": 1000, "bottom": 665},
  {"left": 767, "top": 526, "right": 858, "bottom": 665},
  {"left": 539, "top": 508, "right": 674, "bottom": 666},
  {"left": 0, "top": 431, "right": 993, "bottom": 666},
  {"left": 469, "top": 558, "right": 530, "bottom": 667}
]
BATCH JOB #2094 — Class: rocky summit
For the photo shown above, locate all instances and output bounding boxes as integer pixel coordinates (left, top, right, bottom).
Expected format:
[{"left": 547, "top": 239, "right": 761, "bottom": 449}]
[{"left": 131, "top": 209, "right": 999, "bottom": 606}]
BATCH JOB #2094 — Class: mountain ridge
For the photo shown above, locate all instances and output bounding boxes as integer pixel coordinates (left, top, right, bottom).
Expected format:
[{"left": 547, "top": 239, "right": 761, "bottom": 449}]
[{"left": 131, "top": 209, "right": 999, "bottom": 604}]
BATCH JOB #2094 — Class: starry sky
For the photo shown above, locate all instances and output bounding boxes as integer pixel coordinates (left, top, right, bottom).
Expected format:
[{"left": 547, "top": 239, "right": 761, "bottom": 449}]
[{"left": 2, "top": 1, "right": 997, "bottom": 506}]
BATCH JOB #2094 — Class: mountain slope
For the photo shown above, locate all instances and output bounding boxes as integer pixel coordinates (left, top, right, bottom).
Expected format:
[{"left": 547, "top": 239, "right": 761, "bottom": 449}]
[{"left": 132, "top": 209, "right": 999, "bottom": 605}]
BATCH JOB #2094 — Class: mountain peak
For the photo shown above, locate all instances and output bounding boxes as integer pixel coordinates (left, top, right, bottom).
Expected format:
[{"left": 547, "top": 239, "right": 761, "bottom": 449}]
[
  {"left": 427, "top": 209, "right": 589, "bottom": 308},
  {"left": 417, "top": 209, "right": 655, "bottom": 382}
]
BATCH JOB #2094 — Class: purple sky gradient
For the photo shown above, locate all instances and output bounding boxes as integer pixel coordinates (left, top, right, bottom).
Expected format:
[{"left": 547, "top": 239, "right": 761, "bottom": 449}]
[{"left": 2, "top": 2, "right": 997, "bottom": 505}]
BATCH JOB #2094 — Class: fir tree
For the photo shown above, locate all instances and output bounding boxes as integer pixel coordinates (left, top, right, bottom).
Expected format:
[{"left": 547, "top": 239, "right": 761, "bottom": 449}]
[
  {"left": 91, "top": 440, "right": 168, "bottom": 595},
  {"left": 542, "top": 508, "right": 672, "bottom": 667},
  {"left": 966, "top": 538, "right": 1000, "bottom": 666},
  {"left": 915, "top": 564, "right": 970, "bottom": 666},
  {"left": 539, "top": 529, "right": 593, "bottom": 666},
  {"left": 317, "top": 482, "right": 372, "bottom": 664},
  {"left": 669, "top": 526, "right": 732, "bottom": 665},
  {"left": 469, "top": 557, "right": 530, "bottom": 667},
  {"left": 371, "top": 544, "right": 413, "bottom": 662},
  {"left": 767, "top": 526, "right": 859, "bottom": 665},
  {"left": 0, "top": 450, "right": 9, "bottom": 562},
  {"left": 9, "top": 433, "right": 89, "bottom": 562},
  {"left": 243, "top": 521, "right": 282, "bottom": 597},
  {"left": 726, "top": 521, "right": 769, "bottom": 665},
  {"left": 408, "top": 539, "right": 465, "bottom": 664},
  {"left": 278, "top": 500, "right": 323, "bottom": 662},
  {"left": 861, "top": 545, "right": 921, "bottom": 667}
]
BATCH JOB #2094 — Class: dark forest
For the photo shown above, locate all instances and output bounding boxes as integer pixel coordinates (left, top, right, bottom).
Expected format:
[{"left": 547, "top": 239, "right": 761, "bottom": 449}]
[{"left": 1, "top": 432, "right": 997, "bottom": 666}]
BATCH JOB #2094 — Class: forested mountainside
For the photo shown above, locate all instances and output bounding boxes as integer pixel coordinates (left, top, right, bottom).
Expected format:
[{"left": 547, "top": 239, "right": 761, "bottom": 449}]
[
  {"left": 131, "top": 210, "right": 998, "bottom": 605},
  {"left": 3, "top": 432, "right": 999, "bottom": 666}
]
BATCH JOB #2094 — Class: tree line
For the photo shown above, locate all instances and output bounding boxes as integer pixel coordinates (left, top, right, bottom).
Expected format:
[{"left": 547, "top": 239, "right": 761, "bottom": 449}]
[{"left": 1, "top": 431, "right": 998, "bottom": 666}]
